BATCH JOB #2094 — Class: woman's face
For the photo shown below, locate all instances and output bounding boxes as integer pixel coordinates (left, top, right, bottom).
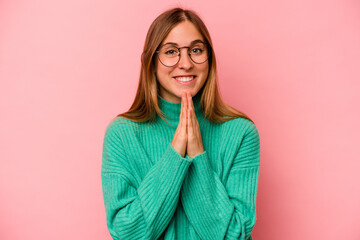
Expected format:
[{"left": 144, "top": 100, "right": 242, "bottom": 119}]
[{"left": 155, "top": 21, "right": 209, "bottom": 103}]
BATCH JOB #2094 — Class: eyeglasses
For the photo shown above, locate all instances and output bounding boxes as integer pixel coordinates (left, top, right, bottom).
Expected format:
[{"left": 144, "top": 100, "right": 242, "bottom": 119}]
[{"left": 155, "top": 41, "right": 210, "bottom": 67}]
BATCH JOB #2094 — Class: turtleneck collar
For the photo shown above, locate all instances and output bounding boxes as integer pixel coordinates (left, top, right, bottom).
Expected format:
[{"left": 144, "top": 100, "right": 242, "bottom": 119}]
[{"left": 157, "top": 93, "right": 203, "bottom": 127}]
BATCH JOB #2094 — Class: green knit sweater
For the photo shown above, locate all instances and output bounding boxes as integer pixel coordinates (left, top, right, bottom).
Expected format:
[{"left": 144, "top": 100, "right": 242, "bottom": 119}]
[{"left": 101, "top": 93, "right": 260, "bottom": 240}]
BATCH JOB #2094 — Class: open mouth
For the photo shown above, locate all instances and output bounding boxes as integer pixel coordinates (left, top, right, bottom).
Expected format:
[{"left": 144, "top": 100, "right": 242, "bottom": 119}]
[{"left": 173, "top": 76, "right": 196, "bottom": 84}]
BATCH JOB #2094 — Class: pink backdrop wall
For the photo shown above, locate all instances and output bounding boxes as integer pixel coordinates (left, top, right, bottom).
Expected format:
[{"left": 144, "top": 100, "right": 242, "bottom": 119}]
[{"left": 1, "top": 0, "right": 359, "bottom": 239}]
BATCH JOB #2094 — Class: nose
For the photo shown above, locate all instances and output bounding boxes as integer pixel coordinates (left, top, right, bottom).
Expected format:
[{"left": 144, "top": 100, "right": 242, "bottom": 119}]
[{"left": 177, "top": 48, "right": 193, "bottom": 70}]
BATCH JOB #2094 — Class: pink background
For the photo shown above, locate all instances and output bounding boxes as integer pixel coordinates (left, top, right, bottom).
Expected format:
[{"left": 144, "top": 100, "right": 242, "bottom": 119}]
[{"left": 1, "top": 0, "right": 360, "bottom": 239}]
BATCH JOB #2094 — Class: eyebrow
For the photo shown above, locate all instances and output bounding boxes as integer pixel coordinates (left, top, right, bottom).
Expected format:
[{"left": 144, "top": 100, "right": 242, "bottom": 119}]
[{"left": 162, "top": 39, "right": 205, "bottom": 46}]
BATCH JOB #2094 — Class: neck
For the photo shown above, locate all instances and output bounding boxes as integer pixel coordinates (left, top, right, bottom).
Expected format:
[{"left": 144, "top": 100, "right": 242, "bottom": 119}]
[{"left": 157, "top": 93, "right": 203, "bottom": 127}]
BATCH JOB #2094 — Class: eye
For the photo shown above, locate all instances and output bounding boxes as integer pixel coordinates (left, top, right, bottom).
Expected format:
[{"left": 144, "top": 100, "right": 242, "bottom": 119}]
[
  {"left": 191, "top": 47, "right": 203, "bottom": 54},
  {"left": 165, "top": 50, "right": 177, "bottom": 55}
]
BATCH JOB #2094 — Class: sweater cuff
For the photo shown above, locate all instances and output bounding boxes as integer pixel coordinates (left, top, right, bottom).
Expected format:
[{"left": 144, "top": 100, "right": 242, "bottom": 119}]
[
  {"left": 191, "top": 151, "right": 207, "bottom": 161},
  {"left": 168, "top": 143, "right": 193, "bottom": 163}
]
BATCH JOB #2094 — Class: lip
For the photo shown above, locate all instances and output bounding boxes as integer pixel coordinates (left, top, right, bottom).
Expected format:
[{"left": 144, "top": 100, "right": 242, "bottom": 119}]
[{"left": 173, "top": 75, "right": 196, "bottom": 85}]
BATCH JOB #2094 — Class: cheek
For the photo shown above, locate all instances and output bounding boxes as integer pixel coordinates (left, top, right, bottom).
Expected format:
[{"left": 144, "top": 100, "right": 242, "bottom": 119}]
[
  {"left": 156, "top": 64, "right": 172, "bottom": 77},
  {"left": 199, "top": 64, "right": 209, "bottom": 78}
]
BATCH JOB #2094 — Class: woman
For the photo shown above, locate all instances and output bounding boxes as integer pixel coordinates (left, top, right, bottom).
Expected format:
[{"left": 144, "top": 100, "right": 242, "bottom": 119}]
[{"left": 101, "top": 7, "right": 260, "bottom": 240}]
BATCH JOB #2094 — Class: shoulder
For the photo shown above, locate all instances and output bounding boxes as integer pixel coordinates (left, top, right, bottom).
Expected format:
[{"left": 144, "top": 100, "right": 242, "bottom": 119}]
[
  {"left": 218, "top": 117, "right": 260, "bottom": 149},
  {"left": 221, "top": 117, "right": 259, "bottom": 137},
  {"left": 104, "top": 116, "right": 145, "bottom": 139}
]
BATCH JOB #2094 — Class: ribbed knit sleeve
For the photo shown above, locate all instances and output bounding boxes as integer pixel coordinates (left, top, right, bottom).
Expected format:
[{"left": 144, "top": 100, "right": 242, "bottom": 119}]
[
  {"left": 180, "top": 121, "right": 260, "bottom": 240},
  {"left": 101, "top": 122, "right": 192, "bottom": 240}
]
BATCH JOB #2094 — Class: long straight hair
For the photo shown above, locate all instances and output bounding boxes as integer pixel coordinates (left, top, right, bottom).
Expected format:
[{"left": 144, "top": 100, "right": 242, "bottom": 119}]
[{"left": 116, "top": 8, "right": 254, "bottom": 124}]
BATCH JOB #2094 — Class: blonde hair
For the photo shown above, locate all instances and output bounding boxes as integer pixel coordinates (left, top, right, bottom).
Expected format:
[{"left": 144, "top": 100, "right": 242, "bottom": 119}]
[{"left": 116, "top": 8, "right": 254, "bottom": 124}]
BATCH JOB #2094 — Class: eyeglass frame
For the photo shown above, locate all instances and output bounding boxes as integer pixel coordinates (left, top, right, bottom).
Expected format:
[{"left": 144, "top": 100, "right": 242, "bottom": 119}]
[{"left": 155, "top": 40, "right": 211, "bottom": 67}]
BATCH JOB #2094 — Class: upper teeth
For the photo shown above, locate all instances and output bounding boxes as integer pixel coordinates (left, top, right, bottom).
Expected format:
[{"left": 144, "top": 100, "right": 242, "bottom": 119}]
[{"left": 175, "top": 76, "right": 194, "bottom": 82}]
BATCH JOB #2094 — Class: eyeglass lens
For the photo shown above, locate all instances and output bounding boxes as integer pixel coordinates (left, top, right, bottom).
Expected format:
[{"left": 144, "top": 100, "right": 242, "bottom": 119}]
[{"left": 158, "top": 42, "right": 209, "bottom": 67}]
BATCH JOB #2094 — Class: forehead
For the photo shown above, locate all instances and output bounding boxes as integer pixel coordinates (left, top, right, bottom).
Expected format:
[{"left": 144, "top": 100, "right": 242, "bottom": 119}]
[{"left": 162, "top": 21, "right": 204, "bottom": 46}]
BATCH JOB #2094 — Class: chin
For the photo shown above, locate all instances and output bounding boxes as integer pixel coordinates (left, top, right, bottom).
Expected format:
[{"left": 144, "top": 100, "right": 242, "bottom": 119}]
[{"left": 178, "top": 89, "right": 193, "bottom": 97}]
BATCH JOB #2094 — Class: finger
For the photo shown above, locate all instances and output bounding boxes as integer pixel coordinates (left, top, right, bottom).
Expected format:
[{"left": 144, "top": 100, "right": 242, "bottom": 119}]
[
  {"left": 184, "top": 93, "right": 189, "bottom": 125},
  {"left": 189, "top": 92, "right": 195, "bottom": 111},
  {"left": 188, "top": 93, "right": 196, "bottom": 125},
  {"left": 191, "top": 105, "right": 196, "bottom": 136},
  {"left": 184, "top": 101, "right": 188, "bottom": 128},
  {"left": 179, "top": 94, "right": 183, "bottom": 120},
  {"left": 187, "top": 92, "right": 192, "bottom": 112},
  {"left": 187, "top": 93, "right": 196, "bottom": 128},
  {"left": 188, "top": 94, "right": 201, "bottom": 139},
  {"left": 181, "top": 93, "right": 186, "bottom": 131},
  {"left": 188, "top": 107, "right": 193, "bottom": 138},
  {"left": 187, "top": 93, "right": 192, "bottom": 128}
]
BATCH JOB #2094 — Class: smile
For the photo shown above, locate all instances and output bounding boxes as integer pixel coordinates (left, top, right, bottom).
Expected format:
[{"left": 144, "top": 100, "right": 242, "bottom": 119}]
[{"left": 173, "top": 76, "right": 196, "bottom": 84}]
